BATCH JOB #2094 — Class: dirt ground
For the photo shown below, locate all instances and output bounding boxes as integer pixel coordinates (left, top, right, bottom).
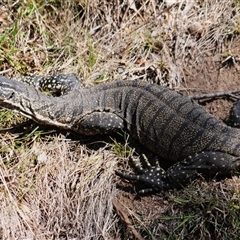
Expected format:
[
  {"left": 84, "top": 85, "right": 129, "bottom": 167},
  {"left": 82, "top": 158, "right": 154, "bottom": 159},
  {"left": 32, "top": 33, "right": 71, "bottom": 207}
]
[{"left": 183, "top": 37, "right": 240, "bottom": 121}]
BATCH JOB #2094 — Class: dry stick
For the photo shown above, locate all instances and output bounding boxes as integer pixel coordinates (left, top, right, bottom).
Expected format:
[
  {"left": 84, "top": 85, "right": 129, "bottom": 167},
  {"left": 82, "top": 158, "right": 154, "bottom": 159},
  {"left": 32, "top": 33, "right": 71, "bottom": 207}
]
[
  {"left": 112, "top": 198, "right": 145, "bottom": 240},
  {"left": 189, "top": 90, "right": 240, "bottom": 101}
]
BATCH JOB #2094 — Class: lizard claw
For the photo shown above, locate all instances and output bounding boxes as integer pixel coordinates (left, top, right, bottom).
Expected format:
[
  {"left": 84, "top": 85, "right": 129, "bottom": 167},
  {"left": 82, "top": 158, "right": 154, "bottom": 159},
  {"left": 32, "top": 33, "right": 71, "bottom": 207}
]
[{"left": 116, "top": 155, "right": 169, "bottom": 193}]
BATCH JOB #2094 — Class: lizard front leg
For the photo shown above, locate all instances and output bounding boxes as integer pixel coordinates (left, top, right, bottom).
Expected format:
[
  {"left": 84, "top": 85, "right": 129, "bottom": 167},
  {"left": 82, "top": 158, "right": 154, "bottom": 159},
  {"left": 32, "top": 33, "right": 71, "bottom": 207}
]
[
  {"left": 116, "top": 151, "right": 240, "bottom": 193},
  {"left": 75, "top": 111, "right": 125, "bottom": 135}
]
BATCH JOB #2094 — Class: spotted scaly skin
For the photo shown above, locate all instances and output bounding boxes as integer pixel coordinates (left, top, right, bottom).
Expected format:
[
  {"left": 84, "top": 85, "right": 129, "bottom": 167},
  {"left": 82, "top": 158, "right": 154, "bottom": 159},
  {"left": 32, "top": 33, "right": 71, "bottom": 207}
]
[
  {"left": 229, "top": 100, "right": 240, "bottom": 128},
  {"left": 0, "top": 75, "right": 240, "bottom": 193},
  {"left": 17, "top": 73, "right": 82, "bottom": 95}
]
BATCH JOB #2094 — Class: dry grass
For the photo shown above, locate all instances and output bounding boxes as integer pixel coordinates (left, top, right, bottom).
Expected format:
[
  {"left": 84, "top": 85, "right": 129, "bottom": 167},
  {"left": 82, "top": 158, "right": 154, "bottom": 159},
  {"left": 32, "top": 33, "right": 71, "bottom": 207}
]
[
  {"left": 0, "top": 133, "right": 120, "bottom": 239},
  {"left": 0, "top": 0, "right": 240, "bottom": 239},
  {"left": 1, "top": 0, "right": 239, "bottom": 86}
]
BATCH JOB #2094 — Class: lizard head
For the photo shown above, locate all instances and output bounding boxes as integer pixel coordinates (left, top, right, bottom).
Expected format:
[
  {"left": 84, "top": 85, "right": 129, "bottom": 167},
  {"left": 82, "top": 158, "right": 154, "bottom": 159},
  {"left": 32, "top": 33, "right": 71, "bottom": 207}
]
[{"left": 0, "top": 76, "right": 25, "bottom": 100}]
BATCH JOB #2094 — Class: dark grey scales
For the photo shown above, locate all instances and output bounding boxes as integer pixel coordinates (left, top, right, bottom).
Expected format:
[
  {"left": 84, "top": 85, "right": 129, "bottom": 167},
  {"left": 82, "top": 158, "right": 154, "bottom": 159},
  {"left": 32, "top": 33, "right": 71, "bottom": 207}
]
[
  {"left": 0, "top": 74, "right": 240, "bottom": 193},
  {"left": 229, "top": 100, "right": 240, "bottom": 128}
]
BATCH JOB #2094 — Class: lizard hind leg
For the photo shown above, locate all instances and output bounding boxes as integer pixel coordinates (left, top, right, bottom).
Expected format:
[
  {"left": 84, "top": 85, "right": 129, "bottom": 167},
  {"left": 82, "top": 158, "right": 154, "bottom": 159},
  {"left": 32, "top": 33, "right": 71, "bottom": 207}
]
[
  {"left": 116, "top": 155, "right": 170, "bottom": 193},
  {"left": 116, "top": 151, "right": 240, "bottom": 193},
  {"left": 166, "top": 151, "right": 240, "bottom": 188}
]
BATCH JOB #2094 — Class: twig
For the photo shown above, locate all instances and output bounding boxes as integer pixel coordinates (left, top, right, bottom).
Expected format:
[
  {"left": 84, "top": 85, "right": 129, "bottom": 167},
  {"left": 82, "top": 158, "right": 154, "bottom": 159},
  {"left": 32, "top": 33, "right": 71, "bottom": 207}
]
[
  {"left": 112, "top": 198, "right": 144, "bottom": 240},
  {"left": 0, "top": 69, "right": 12, "bottom": 74},
  {"left": 189, "top": 90, "right": 240, "bottom": 101}
]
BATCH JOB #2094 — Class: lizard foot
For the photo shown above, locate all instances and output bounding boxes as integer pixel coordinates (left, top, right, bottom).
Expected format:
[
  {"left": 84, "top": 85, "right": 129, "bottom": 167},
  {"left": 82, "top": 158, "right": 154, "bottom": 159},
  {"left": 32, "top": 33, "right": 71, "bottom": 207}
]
[{"left": 116, "top": 155, "right": 169, "bottom": 193}]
